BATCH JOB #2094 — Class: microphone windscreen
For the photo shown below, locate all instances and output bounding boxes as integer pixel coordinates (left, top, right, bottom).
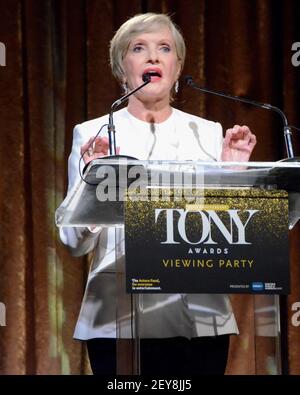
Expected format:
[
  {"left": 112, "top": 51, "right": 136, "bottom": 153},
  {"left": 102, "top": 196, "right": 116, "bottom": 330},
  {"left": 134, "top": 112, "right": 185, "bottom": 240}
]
[
  {"left": 184, "top": 75, "right": 193, "bottom": 86},
  {"left": 142, "top": 73, "right": 151, "bottom": 83}
]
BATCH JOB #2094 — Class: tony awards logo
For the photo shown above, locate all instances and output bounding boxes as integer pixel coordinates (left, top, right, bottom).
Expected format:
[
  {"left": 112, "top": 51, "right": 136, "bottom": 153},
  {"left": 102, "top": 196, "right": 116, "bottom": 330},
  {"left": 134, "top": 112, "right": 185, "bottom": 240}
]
[{"left": 155, "top": 208, "right": 258, "bottom": 245}]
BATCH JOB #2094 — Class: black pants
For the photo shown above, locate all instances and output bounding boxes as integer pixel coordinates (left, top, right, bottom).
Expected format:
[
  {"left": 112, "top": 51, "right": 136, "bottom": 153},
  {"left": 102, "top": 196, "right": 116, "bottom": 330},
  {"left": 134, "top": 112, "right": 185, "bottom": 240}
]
[{"left": 86, "top": 335, "right": 230, "bottom": 375}]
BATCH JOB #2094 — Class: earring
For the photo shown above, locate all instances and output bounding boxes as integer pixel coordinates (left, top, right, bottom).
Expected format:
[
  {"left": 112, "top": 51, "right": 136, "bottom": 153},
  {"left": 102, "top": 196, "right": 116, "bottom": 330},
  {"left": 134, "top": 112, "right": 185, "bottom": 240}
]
[
  {"left": 174, "top": 80, "right": 179, "bottom": 93},
  {"left": 122, "top": 83, "right": 128, "bottom": 94}
]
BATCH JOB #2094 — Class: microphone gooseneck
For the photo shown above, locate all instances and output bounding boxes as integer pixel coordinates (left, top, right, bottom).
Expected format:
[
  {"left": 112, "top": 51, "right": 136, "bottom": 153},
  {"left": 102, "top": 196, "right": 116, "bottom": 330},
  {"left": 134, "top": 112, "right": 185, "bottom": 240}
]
[
  {"left": 107, "top": 74, "right": 152, "bottom": 155},
  {"left": 184, "top": 76, "right": 294, "bottom": 159}
]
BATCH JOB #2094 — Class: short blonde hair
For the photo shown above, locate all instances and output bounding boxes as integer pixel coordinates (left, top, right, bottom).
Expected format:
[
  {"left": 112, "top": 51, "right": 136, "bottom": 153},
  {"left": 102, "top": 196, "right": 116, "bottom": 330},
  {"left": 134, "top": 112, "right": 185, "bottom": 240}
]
[{"left": 109, "top": 13, "right": 186, "bottom": 82}]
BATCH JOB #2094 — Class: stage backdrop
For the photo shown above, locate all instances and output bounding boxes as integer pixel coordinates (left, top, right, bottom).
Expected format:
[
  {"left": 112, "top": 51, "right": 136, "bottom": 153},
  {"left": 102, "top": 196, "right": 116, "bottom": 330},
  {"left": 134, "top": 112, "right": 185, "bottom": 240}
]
[{"left": 0, "top": 0, "right": 299, "bottom": 374}]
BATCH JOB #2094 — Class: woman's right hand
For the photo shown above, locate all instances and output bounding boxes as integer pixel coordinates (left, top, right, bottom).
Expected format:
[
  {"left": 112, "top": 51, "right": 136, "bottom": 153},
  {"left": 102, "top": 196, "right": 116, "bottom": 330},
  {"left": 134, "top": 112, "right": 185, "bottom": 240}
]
[
  {"left": 81, "top": 136, "right": 111, "bottom": 232},
  {"left": 80, "top": 136, "right": 110, "bottom": 164}
]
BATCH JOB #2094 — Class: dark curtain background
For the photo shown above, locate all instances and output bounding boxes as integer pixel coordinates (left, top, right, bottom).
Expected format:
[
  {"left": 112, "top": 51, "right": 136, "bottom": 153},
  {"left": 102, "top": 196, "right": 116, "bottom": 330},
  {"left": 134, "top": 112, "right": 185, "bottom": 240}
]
[{"left": 0, "top": 0, "right": 299, "bottom": 374}]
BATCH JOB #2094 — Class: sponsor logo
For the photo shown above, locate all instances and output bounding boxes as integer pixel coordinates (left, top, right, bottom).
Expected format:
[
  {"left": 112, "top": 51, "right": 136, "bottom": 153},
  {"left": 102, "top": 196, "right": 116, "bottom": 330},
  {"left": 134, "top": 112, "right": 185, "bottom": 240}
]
[
  {"left": 264, "top": 282, "right": 282, "bottom": 291},
  {"left": 252, "top": 282, "right": 264, "bottom": 291}
]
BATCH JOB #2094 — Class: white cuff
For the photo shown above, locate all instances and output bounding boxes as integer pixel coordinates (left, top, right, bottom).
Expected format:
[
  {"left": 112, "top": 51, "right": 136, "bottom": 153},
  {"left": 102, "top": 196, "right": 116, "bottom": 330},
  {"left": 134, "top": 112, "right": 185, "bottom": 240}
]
[{"left": 87, "top": 226, "right": 102, "bottom": 233}]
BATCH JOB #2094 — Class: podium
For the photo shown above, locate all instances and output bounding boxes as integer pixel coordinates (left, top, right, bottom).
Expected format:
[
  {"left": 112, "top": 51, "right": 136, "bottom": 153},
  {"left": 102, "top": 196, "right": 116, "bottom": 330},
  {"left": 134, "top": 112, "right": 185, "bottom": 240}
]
[{"left": 56, "top": 159, "right": 300, "bottom": 375}]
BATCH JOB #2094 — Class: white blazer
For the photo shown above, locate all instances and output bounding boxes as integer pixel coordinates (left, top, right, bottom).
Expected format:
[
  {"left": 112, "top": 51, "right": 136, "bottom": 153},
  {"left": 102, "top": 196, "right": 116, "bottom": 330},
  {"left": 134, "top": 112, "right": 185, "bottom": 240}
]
[{"left": 59, "top": 107, "right": 239, "bottom": 340}]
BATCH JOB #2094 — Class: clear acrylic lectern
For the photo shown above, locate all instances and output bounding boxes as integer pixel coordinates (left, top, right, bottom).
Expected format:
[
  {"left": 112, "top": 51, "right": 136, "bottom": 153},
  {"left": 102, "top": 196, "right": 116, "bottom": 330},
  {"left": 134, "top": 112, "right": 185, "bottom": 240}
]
[{"left": 56, "top": 159, "right": 300, "bottom": 375}]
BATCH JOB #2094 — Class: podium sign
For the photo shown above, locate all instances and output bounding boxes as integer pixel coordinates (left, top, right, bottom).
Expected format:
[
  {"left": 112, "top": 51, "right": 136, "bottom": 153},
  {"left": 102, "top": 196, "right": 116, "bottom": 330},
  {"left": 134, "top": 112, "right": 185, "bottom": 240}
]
[{"left": 125, "top": 188, "right": 289, "bottom": 294}]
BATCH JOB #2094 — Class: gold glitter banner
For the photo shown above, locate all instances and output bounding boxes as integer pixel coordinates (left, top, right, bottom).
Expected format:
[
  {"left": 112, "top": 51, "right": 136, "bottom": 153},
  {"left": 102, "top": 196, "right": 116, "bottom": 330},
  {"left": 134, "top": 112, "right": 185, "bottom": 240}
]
[{"left": 125, "top": 188, "right": 289, "bottom": 294}]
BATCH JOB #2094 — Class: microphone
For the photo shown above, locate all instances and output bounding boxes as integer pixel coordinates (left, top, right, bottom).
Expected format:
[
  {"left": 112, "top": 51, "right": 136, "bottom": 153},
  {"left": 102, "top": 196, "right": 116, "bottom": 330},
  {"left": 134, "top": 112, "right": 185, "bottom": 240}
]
[
  {"left": 184, "top": 76, "right": 294, "bottom": 159},
  {"left": 107, "top": 73, "right": 151, "bottom": 155}
]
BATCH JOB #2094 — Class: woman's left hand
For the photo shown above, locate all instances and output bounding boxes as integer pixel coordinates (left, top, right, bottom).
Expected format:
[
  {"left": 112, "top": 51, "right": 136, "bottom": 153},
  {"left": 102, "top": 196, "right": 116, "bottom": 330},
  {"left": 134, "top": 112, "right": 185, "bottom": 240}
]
[{"left": 221, "top": 125, "right": 257, "bottom": 162}]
